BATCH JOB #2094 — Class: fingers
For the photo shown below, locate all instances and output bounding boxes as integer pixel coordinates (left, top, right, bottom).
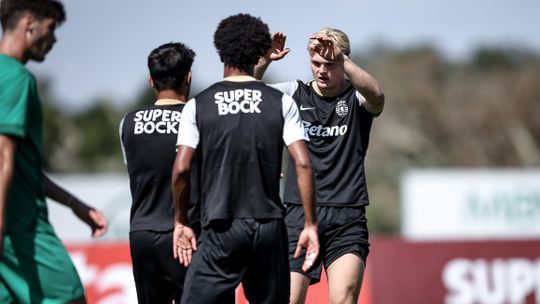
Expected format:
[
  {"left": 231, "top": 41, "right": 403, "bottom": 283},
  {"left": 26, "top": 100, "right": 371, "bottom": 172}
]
[
  {"left": 178, "top": 247, "right": 184, "bottom": 265},
  {"left": 191, "top": 236, "right": 198, "bottom": 251},
  {"left": 294, "top": 243, "right": 302, "bottom": 259},
  {"left": 273, "top": 32, "right": 286, "bottom": 45},
  {"left": 182, "top": 247, "right": 192, "bottom": 267},
  {"left": 302, "top": 250, "right": 318, "bottom": 272},
  {"left": 173, "top": 230, "right": 179, "bottom": 259},
  {"left": 173, "top": 226, "right": 197, "bottom": 267}
]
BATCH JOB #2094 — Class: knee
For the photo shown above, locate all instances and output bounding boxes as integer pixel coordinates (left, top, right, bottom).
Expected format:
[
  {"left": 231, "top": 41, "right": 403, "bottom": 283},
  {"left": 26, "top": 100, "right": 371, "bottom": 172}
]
[
  {"left": 329, "top": 285, "right": 360, "bottom": 304},
  {"left": 329, "top": 293, "right": 355, "bottom": 304}
]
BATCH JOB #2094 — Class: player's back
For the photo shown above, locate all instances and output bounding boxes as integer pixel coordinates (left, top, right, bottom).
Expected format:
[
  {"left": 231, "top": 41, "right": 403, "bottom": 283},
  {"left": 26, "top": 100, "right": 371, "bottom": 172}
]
[
  {"left": 194, "top": 78, "right": 286, "bottom": 225},
  {"left": 120, "top": 102, "right": 185, "bottom": 232}
]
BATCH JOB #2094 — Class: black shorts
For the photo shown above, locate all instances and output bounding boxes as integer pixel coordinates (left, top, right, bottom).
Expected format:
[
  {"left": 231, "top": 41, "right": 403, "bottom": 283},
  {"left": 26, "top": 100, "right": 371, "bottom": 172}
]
[
  {"left": 129, "top": 230, "right": 187, "bottom": 304},
  {"left": 286, "top": 204, "right": 370, "bottom": 284},
  {"left": 181, "top": 219, "right": 290, "bottom": 304}
]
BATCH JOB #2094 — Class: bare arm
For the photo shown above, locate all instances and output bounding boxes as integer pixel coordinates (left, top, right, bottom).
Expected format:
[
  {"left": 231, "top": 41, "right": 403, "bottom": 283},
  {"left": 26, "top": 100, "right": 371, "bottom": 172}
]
[
  {"left": 254, "top": 32, "right": 290, "bottom": 80},
  {"left": 0, "top": 135, "right": 16, "bottom": 259},
  {"left": 343, "top": 55, "right": 385, "bottom": 114},
  {"left": 43, "top": 175, "right": 108, "bottom": 237},
  {"left": 171, "top": 145, "right": 197, "bottom": 267},
  {"left": 287, "top": 140, "right": 319, "bottom": 271}
]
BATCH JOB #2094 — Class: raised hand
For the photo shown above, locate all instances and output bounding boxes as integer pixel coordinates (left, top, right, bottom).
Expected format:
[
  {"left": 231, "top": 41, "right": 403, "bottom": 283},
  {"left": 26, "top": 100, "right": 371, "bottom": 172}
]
[
  {"left": 267, "top": 32, "right": 290, "bottom": 62},
  {"left": 309, "top": 34, "right": 343, "bottom": 62}
]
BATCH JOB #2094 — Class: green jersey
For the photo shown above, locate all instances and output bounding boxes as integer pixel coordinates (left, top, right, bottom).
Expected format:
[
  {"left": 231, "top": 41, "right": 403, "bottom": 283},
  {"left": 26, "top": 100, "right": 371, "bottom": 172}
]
[
  {"left": 0, "top": 54, "right": 48, "bottom": 232},
  {"left": 0, "top": 54, "right": 84, "bottom": 303}
]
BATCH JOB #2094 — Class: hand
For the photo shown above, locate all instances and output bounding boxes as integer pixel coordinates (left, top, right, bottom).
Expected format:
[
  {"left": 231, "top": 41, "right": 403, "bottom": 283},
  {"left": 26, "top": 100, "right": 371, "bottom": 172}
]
[
  {"left": 72, "top": 202, "right": 108, "bottom": 238},
  {"left": 87, "top": 209, "right": 108, "bottom": 237},
  {"left": 173, "top": 223, "right": 197, "bottom": 267},
  {"left": 294, "top": 224, "right": 319, "bottom": 272},
  {"left": 309, "top": 34, "right": 343, "bottom": 63},
  {"left": 267, "top": 32, "right": 290, "bottom": 62}
]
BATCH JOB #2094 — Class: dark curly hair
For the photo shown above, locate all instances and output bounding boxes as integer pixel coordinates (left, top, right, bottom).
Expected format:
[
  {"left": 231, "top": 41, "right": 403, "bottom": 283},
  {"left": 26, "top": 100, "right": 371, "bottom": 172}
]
[
  {"left": 213, "top": 13, "right": 271, "bottom": 72},
  {"left": 1, "top": 0, "right": 65, "bottom": 31},
  {"left": 148, "top": 42, "right": 195, "bottom": 92}
]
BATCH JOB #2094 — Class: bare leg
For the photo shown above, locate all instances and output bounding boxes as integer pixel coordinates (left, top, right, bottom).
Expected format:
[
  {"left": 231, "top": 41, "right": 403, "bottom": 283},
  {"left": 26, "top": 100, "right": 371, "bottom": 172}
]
[
  {"left": 326, "top": 253, "right": 365, "bottom": 304},
  {"left": 289, "top": 272, "right": 311, "bottom": 304}
]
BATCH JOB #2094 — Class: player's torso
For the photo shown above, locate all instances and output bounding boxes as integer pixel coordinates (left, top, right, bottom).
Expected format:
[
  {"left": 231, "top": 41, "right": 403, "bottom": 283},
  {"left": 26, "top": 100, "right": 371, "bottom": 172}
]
[
  {"left": 285, "top": 81, "right": 373, "bottom": 206},
  {"left": 121, "top": 103, "right": 185, "bottom": 231},
  {"left": 195, "top": 80, "right": 286, "bottom": 225}
]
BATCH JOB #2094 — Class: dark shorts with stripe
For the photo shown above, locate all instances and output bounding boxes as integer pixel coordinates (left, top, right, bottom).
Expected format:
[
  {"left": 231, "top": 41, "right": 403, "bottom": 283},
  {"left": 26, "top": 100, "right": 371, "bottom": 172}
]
[
  {"left": 180, "top": 218, "right": 290, "bottom": 304},
  {"left": 286, "top": 204, "right": 370, "bottom": 284},
  {"left": 129, "top": 230, "right": 187, "bottom": 304}
]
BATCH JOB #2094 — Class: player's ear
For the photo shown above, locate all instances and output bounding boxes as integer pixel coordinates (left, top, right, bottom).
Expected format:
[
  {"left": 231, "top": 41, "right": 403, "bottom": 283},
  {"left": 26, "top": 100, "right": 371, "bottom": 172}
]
[
  {"left": 148, "top": 75, "right": 155, "bottom": 89},
  {"left": 22, "top": 14, "right": 36, "bottom": 36},
  {"left": 185, "top": 71, "right": 192, "bottom": 87}
]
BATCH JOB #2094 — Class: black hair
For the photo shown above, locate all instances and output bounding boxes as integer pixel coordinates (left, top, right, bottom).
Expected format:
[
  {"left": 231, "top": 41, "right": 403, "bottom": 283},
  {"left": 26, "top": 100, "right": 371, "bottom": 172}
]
[
  {"left": 1, "top": 0, "right": 66, "bottom": 31},
  {"left": 147, "top": 42, "right": 196, "bottom": 92},
  {"left": 213, "top": 13, "right": 271, "bottom": 72}
]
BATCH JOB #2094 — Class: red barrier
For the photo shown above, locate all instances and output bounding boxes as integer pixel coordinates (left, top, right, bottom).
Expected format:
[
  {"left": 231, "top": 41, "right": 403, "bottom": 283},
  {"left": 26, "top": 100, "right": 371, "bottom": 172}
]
[
  {"left": 67, "top": 243, "right": 136, "bottom": 304},
  {"left": 67, "top": 243, "right": 373, "bottom": 304},
  {"left": 68, "top": 238, "right": 540, "bottom": 303},
  {"left": 369, "top": 238, "right": 540, "bottom": 304}
]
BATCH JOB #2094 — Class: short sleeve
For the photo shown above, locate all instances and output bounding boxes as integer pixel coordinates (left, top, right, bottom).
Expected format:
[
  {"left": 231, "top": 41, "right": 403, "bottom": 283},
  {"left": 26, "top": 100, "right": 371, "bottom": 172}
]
[
  {"left": 282, "top": 94, "right": 308, "bottom": 146},
  {"left": 269, "top": 81, "right": 299, "bottom": 96},
  {"left": 118, "top": 117, "right": 127, "bottom": 164},
  {"left": 0, "top": 71, "right": 34, "bottom": 137},
  {"left": 176, "top": 98, "right": 199, "bottom": 149}
]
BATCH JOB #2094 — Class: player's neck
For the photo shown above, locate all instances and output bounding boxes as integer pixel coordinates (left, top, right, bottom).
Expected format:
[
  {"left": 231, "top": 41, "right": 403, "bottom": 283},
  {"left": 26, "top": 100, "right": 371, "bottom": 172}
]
[
  {"left": 223, "top": 65, "right": 254, "bottom": 78},
  {"left": 0, "top": 35, "right": 27, "bottom": 64},
  {"left": 156, "top": 89, "right": 187, "bottom": 103}
]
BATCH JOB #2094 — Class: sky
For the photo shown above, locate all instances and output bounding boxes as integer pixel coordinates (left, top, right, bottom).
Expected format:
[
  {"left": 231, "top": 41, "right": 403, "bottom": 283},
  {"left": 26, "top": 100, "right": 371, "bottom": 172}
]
[{"left": 19, "top": 0, "right": 540, "bottom": 112}]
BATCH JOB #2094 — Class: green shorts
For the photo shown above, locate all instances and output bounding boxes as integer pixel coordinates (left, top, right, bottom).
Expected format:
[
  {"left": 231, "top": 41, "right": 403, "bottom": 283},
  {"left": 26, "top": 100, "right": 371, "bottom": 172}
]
[{"left": 0, "top": 221, "right": 84, "bottom": 303}]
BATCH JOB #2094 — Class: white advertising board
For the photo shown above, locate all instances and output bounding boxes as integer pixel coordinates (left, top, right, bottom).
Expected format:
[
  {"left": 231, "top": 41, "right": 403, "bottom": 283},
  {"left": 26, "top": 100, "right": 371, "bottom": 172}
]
[
  {"left": 402, "top": 169, "right": 540, "bottom": 240},
  {"left": 46, "top": 173, "right": 131, "bottom": 242}
]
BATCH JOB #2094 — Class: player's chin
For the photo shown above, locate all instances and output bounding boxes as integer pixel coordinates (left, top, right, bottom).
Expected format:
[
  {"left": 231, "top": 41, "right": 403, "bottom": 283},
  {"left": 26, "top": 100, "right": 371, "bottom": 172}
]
[{"left": 316, "top": 78, "right": 331, "bottom": 87}]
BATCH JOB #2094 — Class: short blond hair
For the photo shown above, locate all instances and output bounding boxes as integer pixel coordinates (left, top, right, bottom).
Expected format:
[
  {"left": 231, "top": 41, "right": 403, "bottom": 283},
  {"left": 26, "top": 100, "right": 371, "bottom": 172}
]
[{"left": 307, "top": 28, "right": 351, "bottom": 56}]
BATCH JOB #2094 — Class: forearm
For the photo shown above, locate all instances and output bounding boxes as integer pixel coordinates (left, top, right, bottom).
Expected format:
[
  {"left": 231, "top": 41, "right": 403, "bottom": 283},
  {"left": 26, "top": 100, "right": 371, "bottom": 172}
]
[
  {"left": 343, "top": 55, "right": 385, "bottom": 112},
  {"left": 254, "top": 56, "right": 272, "bottom": 80},
  {"left": 171, "top": 171, "right": 190, "bottom": 225},
  {"left": 172, "top": 147, "right": 195, "bottom": 226},
  {"left": 0, "top": 136, "right": 16, "bottom": 233},
  {"left": 287, "top": 141, "right": 317, "bottom": 226},
  {"left": 43, "top": 174, "right": 79, "bottom": 208},
  {"left": 296, "top": 164, "right": 317, "bottom": 226},
  {"left": 43, "top": 173, "right": 107, "bottom": 236}
]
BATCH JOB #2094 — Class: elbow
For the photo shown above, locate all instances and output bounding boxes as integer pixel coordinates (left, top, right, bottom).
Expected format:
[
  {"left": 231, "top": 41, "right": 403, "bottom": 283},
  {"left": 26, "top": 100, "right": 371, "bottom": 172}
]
[
  {"left": 295, "top": 158, "right": 312, "bottom": 173},
  {"left": 370, "top": 90, "right": 385, "bottom": 113},
  {"left": 374, "top": 86, "right": 385, "bottom": 107},
  {"left": 172, "top": 161, "right": 191, "bottom": 184}
]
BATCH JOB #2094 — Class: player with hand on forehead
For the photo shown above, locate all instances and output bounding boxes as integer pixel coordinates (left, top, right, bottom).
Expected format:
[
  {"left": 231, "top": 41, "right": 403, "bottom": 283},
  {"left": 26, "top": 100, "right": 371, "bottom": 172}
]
[{"left": 256, "top": 28, "right": 385, "bottom": 304}]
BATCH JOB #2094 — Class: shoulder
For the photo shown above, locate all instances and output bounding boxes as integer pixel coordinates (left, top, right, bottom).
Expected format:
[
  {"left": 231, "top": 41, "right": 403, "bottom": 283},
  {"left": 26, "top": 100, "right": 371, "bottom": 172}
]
[{"left": 0, "top": 56, "right": 34, "bottom": 84}]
